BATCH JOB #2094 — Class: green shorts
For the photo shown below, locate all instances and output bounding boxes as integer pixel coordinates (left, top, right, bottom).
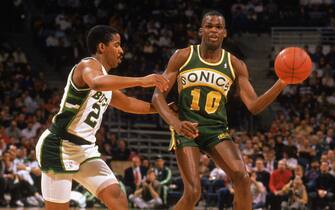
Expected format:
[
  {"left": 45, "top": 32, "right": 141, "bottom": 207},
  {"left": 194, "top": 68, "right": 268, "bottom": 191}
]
[{"left": 169, "top": 125, "right": 233, "bottom": 151}]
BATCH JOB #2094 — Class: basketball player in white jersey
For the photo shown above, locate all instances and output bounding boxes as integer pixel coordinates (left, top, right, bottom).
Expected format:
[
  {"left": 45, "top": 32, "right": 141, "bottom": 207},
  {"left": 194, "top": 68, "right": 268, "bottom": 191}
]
[{"left": 35, "top": 25, "right": 170, "bottom": 210}]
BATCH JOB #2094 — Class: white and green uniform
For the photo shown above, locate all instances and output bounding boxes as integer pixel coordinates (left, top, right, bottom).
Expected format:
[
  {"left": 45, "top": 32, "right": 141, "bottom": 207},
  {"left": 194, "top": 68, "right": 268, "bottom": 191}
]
[{"left": 36, "top": 57, "right": 112, "bottom": 173}]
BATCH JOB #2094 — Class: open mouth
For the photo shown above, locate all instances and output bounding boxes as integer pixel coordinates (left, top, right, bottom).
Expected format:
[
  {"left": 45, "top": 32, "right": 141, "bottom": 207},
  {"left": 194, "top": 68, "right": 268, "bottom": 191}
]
[
  {"left": 209, "top": 36, "right": 219, "bottom": 42},
  {"left": 117, "top": 56, "right": 123, "bottom": 63}
]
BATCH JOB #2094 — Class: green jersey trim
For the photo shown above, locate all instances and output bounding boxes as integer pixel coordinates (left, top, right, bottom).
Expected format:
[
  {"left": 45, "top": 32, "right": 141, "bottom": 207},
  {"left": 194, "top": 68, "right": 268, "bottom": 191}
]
[
  {"left": 227, "top": 52, "right": 236, "bottom": 80},
  {"left": 179, "top": 46, "right": 194, "bottom": 71}
]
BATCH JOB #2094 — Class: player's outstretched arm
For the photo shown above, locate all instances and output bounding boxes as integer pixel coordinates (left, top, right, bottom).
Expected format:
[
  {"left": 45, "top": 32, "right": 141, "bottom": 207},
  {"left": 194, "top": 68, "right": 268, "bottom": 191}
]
[
  {"left": 109, "top": 90, "right": 156, "bottom": 114},
  {"left": 232, "top": 55, "right": 287, "bottom": 115},
  {"left": 152, "top": 48, "right": 198, "bottom": 139},
  {"left": 78, "top": 60, "right": 169, "bottom": 92}
]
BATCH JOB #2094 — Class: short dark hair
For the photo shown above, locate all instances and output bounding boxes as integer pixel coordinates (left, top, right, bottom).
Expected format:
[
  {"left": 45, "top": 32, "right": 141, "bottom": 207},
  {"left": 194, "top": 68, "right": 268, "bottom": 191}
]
[
  {"left": 201, "top": 10, "right": 225, "bottom": 25},
  {"left": 86, "top": 25, "right": 119, "bottom": 55}
]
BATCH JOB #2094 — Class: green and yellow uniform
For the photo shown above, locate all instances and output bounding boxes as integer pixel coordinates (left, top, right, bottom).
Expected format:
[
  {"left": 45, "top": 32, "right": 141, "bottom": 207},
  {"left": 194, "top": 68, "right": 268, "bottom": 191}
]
[{"left": 170, "top": 45, "right": 236, "bottom": 150}]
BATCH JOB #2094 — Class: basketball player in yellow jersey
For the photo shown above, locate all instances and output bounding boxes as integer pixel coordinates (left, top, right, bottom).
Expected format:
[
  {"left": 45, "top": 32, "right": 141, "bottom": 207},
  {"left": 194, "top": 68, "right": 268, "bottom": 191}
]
[
  {"left": 35, "top": 25, "right": 171, "bottom": 210},
  {"left": 152, "top": 11, "right": 290, "bottom": 210}
]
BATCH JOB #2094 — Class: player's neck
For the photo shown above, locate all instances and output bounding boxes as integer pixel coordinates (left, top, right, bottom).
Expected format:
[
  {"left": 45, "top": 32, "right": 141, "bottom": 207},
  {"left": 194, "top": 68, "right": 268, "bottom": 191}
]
[
  {"left": 92, "top": 54, "right": 111, "bottom": 71},
  {"left": 199, "top": 44, "right": 221, "bottom": 60}
]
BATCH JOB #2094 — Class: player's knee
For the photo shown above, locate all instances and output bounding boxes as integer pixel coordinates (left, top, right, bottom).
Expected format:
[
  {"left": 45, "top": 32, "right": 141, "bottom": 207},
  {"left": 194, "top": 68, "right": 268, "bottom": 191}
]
[
  {"left": 231, "top": 170, "right": 250, "bottom": 186},
  {"left": 184, "top": 183, "right": 201, "bottom": 203},
  {"left": 98, "top": 184, "right": 127, "bottom": 209}
]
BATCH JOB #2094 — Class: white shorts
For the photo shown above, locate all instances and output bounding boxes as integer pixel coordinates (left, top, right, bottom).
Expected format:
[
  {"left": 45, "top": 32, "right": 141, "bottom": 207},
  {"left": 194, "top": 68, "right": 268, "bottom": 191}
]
[
  {"left": 41, "top": 157, "right": 118, "bottom": 203},
  {"left": 36, "top": 129, "right": 101, "bottom": 172}
]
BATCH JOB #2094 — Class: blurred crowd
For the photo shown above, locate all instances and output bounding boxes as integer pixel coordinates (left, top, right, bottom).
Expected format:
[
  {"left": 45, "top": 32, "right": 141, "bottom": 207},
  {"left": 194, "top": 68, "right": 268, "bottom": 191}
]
[{"left": 30, "top": 0, "right": 335, "bottom": 76}]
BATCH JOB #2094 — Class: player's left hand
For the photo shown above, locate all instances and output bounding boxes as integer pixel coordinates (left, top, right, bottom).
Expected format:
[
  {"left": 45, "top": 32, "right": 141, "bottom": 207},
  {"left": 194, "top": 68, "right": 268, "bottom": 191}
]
[{"left": 174, "top": 121, "right": 199, "bottom": 139}]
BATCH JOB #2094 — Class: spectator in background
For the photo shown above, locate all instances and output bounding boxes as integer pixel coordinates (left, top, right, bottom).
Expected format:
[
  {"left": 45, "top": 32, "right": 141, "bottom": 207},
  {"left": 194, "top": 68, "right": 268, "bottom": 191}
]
[
  {"left": 269, "top": 160, "right": 292, "bottom": 210},
  {"left": 0, "top": 126, "right": 10, "bottom": 145},
  {"left": 325, "top": 45, "right": 335, "bottom": 70},
  {"left": 101, "top": 132, "right": 118, "bottom": 156},
  {"left": 154, "top": 155, "right": 171, "bottom": 187},
  {"left": 310, "top": 161, "right": 335, "bottom": 210},
  {"left": 305, "top": 159, "right": 320, "bottom": 191},
  {"left": 250, "top": 170, "right": 266, "bottom": 209},
  {"left": 207, "top": 165, "right": 227, "bottom": 197},
  {"left": 293, "top": 165, "right": 308, "bottom": 185},
  {"left": 124, "top": 155, "right": 146, "bottom": 194},
  {"left": 280, "top": 176, "right": 308, "bottom": 210},
  {"left": 129, "top": 168, "right": 162, "bottom": 209},
  {"left": 254, "top": 158, "right": 270, "bottom": 192},
  {"left": 141, "top": 157, "right": 151, "bottom": 175},
  {"left": 216, "top": 173, "right": 234, "bottom": 210},
  {"left": 153, "top": 155, "right": 171, "bottom": 204},
  {"left": 298, "top": 136, "right": 315, "bottom": 168},
  {"left": 199, "top": 154, "right": 211, "bottom": 178},
  {"left": 6, "top": 120, "right": 21, "bottom": 140},
  {"left": 0, "top": 150, "right": 7, "bottom": 206},
  {"left": 264, "top": 149, "right": 277, "bottom": 173},
  {"left": 12, "top": 47, "right": 27, "bottom": 65},
  {"left": 113, "top": 139, "right": 131, "bottom": 160},
  {"left": 21, "top": 123, "right": 36, "bottom": 140}
]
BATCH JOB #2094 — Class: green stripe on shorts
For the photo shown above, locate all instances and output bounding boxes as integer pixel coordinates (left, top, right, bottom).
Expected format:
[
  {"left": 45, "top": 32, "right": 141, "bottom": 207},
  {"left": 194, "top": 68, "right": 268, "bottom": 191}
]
[{"left": 40, "top": 132, "right": 64, "bottom": 172}]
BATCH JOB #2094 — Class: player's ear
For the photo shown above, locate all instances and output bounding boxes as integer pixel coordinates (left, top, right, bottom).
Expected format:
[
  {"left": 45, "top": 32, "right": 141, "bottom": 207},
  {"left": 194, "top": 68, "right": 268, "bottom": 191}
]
[
  {"left": 97, "top": 43, "right": 105, "bottom": 53},
  {"left": 223, "top": 28, "right": 227, "bottom": 38},
  {"left": 199, "top": 27, "right": 203, "bottom": 37}
]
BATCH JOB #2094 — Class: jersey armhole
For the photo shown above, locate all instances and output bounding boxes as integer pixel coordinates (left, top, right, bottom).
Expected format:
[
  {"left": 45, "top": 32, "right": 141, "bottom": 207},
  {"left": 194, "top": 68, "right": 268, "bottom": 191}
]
[
  {"left": 179, "top": 46, "right": 193, "bottom": 71},
  {"left": 227, "top": 52, "right": 236, "bottom": 80},
  {"left": 70, "top": 66, "right": 90, "bottom": 91}
]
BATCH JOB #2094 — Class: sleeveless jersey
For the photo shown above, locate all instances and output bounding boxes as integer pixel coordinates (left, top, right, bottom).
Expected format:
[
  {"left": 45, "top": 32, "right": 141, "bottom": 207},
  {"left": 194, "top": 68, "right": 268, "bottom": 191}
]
[
  {"left": 50, "top": 57, "right": 112, "bottom": 145},
  {"left": 177, "top": 45, "right": 235, "bottom": 131}
]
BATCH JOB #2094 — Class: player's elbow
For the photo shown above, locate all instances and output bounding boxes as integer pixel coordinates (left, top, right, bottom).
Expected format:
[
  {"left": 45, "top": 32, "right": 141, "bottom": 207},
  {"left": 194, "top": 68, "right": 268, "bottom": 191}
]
[
  {"left": 248, "top": 106, "right": 261, "bottom": 115},
  {"left": 151, "top": 92, "right": 160, "bottom": 106}
]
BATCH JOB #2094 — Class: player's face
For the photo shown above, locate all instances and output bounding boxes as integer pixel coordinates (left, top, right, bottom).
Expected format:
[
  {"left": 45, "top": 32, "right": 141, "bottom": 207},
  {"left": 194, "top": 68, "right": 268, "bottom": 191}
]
[
  {"left": 200, "top": 16, "right": 226, "bottom": 50},
  {"left": 105, "top": 33, "right": 123, "bottom": 68}
]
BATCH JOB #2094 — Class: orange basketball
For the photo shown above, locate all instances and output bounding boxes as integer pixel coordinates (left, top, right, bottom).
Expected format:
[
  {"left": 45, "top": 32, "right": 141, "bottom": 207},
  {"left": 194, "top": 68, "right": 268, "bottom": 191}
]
[{"left": 274, "top": 47, "right": 312, "bottom": 84}]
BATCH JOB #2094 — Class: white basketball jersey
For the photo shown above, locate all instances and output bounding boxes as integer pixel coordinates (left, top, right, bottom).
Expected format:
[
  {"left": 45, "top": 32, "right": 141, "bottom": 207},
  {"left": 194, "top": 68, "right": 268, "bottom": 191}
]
[{"left": 51, "top": 57, "right": 112, "bottom": 144}]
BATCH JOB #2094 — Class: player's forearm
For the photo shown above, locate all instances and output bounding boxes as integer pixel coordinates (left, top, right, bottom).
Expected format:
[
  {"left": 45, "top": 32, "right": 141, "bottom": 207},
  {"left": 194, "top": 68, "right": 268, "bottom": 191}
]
[
  {"left": 152, "top": 91, "right": 180, "bottom": 127},
  {"left": 248, "top": 79, "right": 286, "bottom": 115},
  {"left": 90, "top": 75, "right": 143, "bottom": 91},
  {"left": 115, "top": 98, "right": 156, "bottom": 114}
]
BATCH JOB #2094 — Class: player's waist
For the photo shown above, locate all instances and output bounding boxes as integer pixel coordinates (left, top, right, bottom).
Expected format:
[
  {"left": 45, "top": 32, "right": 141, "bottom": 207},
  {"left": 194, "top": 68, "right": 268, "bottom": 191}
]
[
  {"left": 179, "top": 114, "right": 228, "bottom": 126},
  {"left": 49, "top": 125, "right": 94, "bottom": 145}
]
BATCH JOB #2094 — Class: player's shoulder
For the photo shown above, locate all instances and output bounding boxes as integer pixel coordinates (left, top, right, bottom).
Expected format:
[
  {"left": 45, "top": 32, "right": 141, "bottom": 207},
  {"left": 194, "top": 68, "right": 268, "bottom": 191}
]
[
  {"left": 229, "top": 53, "right": 248, "bottom": 76},
  {"left": 175, "top": 46, "right": 192, "bottom": 58},
  {"left": 78, "top": 57, "right": 100, "bottom": 68},
  {"left": 169, "top": 46, "right": 192, "bottom": 68},
  {"left": 76, "top": 57, "right": 101, "bottom": 73}
]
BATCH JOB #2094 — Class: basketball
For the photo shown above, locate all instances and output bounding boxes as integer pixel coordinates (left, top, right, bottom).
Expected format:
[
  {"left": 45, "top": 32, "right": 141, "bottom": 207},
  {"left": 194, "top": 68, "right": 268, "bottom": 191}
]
[{"left": 274, "top": 47, "right": 312, "bottom": 84}]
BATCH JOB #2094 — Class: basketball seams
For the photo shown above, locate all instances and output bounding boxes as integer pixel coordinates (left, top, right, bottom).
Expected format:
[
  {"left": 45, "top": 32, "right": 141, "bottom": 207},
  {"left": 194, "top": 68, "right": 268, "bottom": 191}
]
[{"left": 294, "top": 54, "right": 307, "bottom": 70}]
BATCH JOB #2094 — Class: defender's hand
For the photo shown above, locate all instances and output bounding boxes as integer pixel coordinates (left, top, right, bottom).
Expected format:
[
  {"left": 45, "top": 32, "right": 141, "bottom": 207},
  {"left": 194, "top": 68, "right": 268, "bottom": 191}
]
[
  {"left": 140, "top": 74, "right": 169, "bottom": 92},
  {"left": 173, "top": 121, "right": 199, "bottom": 139}
]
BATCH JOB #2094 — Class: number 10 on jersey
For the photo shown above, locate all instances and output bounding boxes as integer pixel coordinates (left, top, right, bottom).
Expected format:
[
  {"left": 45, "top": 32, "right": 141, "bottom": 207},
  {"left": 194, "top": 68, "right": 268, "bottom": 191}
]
[{"left": 190, "top": 88, "right": 222, "bottom": 114}]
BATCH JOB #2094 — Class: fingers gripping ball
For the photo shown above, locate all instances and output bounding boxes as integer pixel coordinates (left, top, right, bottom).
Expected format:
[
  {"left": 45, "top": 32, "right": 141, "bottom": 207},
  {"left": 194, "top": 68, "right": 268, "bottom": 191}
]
[{"left": 274, "top": 47, "right": 312, "bottom": 84}]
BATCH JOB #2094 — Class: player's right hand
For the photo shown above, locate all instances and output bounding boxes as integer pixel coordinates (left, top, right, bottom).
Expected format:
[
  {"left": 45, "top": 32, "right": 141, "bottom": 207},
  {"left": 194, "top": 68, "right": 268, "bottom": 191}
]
[
  {"left": 140, "top": 74, "right": 169, "bottom": 92},
  {"left": 174, "top": 121, "right": 199, "bottom": 139}
]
